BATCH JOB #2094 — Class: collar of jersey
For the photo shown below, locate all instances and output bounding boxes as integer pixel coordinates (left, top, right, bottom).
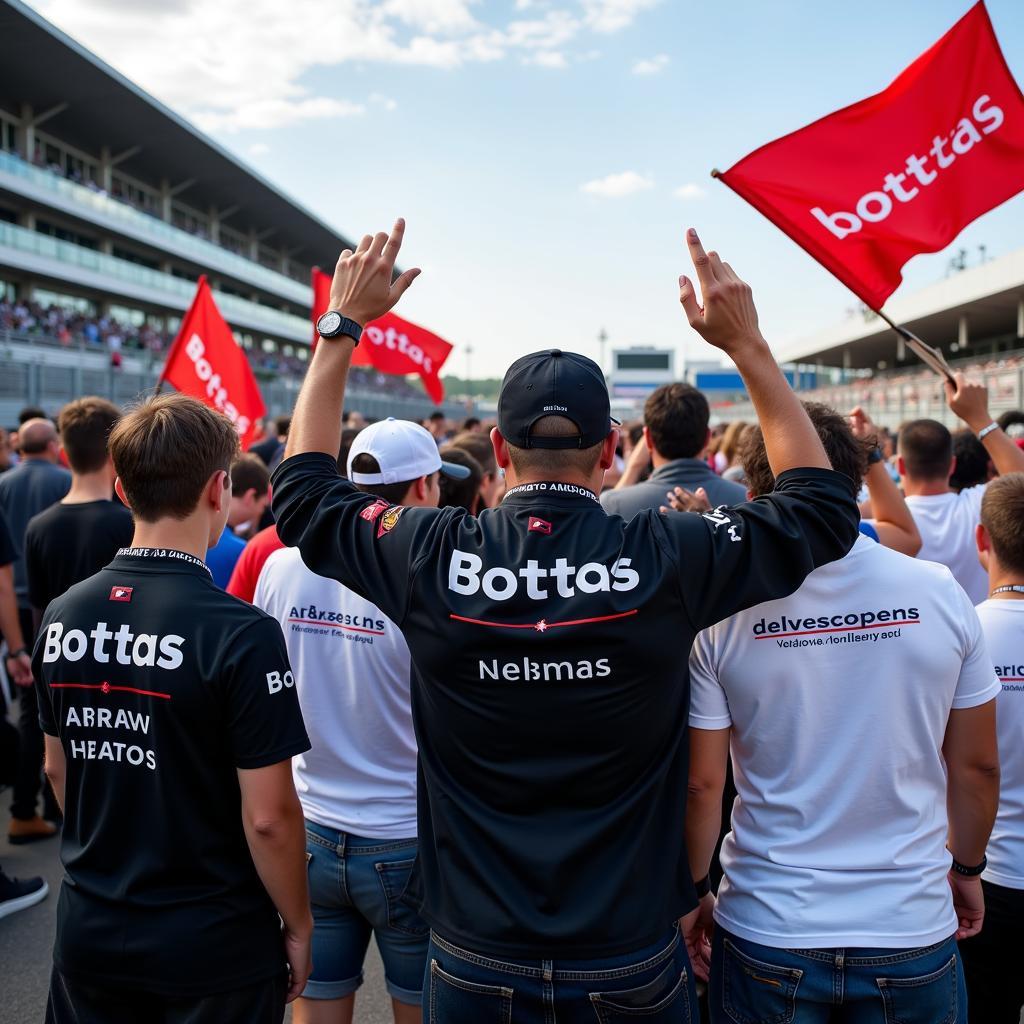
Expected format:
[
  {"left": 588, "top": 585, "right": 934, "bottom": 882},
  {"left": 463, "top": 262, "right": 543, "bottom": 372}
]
[
  {"left": 501, "top": 481, "right": 601, "bottom": 505},
  {"left": 111, "top": 547, "right": 212, "bottom": 578}
]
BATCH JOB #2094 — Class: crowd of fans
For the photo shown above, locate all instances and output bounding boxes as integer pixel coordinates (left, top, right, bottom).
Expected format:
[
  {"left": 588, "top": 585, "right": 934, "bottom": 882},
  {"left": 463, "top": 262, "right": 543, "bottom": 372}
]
[{"left": 1, "top": 225, "right": 1023, "bottom": 1024}]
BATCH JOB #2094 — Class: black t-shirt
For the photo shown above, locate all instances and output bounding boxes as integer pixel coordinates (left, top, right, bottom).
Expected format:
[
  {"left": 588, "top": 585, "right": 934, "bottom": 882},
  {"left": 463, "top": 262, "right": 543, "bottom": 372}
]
[
  {"left": 0, "top": 507, "right": 16, "bottom": 567},
  {"left": 25, "top": 500, "right": 135, "bottom": 612},
  {"left": 272, "top": 453, "right": 859, "bottom": 958},
  {"left": 33, "top": 548, "right": 310, "bottom": 996}
]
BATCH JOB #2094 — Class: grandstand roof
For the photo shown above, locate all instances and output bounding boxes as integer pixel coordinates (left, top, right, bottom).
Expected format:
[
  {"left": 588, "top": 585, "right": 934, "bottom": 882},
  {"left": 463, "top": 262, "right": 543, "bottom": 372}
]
[
  {"left": 777, "top": 246, "right": 1024, "bottom": 369},
  {"left": 0, "top": 0, "right": 356, "bottom": 267}
]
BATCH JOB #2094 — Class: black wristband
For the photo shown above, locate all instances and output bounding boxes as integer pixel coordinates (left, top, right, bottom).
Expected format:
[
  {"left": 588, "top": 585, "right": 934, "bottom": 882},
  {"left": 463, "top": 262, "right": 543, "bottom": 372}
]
[
  {"left": 5, "top": 647, "right": 28, "bottom": 660},
  {"left": 694, "top": 875, "right": 711, "bottom": 898},
  {"left": 950, "top": 855, "right": 987, "bottom": 877}
]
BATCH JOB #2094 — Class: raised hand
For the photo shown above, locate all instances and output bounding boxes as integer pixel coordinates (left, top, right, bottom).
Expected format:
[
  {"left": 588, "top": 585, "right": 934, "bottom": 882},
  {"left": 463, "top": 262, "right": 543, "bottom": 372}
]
[
  {"left": 659, "top": 485, "right": 711, "bottom": 515},
  {"left": 848, "top": 406, "right": 877, "bottom": 442},
  {"left": 329, "top": 218, "right": 421, "bottom": 327},
  {"left": 944, "top": 372, "right": 991, "bottom": 432},
  {"left": 678, "top": 229, "right": 764, "bottom": 357}
]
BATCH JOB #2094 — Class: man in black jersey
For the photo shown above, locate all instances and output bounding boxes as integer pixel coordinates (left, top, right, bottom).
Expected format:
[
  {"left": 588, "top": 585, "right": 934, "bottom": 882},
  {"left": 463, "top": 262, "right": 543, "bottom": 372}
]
[
  {"left": 271, "top": 220, "right": 859, "bottom": 1020},
  {"left": 25, "top": 397, "right": 134, "bottom": 621},
  {"left": 35, "top": 394, "right": 312, "bottom": 1024}
]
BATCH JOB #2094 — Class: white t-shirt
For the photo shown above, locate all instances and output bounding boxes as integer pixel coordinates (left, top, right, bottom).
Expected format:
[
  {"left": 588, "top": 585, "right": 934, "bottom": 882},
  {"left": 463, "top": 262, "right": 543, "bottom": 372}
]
[
  {"left": 254, "top": 547, "right": 418, "bottom": 839},
  {"left": 905, "top": 485, "right": 988, "bottom": 604},
  {"left": 976, "top": 598, "right": 1024, "bottom": 889},
  {"left": 689, "top": 536, "right": 999, "bottom": 948}
]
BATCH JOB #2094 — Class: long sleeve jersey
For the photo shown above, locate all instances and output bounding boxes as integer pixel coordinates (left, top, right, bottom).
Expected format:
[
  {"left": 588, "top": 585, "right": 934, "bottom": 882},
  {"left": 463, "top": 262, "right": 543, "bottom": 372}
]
[{"left": 272, "top": 454, "right": 859, "bottom": 958}]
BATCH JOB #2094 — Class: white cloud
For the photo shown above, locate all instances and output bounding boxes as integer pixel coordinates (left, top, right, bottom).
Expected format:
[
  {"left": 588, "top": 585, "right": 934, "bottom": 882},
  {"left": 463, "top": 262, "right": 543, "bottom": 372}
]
[
  {"left": 247, "top": 142, "right": 270, "bottom": 156},
  {"left": 581, "top": 171, "right": 653, "bottom": 198},
  {"left": 527, "top": 50, "right": 569, "bottom": 68},
  {"left": 582, "top": 0, "right": 661, "bottom": 33},
  {"left": 673, "top": 183, "right": 707, "bottom": 200},
  {"left": 631, "top": 53, "right": 668, "bottom": 75},
  {"left": 27, "top": 0, "right": 659, "bottom": 134},
  {"left": 370, "top": 93, "right": 399, "bottom": 111}
]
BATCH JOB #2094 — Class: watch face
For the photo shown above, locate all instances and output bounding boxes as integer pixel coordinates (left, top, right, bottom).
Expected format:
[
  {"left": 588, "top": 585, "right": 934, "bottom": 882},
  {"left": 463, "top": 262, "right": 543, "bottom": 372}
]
[{"left": 318, "top": 310, "right": 342, "bottom": 336}]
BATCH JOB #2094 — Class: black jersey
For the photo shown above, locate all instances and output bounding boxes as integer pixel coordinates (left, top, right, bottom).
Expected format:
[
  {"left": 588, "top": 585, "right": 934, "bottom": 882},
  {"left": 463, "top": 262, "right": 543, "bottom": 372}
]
[
  {"left": 32, "top": 548, "right": 310, "bottom": 996},
  {"left": 272, "top": 453, "right": 859, "bottom": 958}
]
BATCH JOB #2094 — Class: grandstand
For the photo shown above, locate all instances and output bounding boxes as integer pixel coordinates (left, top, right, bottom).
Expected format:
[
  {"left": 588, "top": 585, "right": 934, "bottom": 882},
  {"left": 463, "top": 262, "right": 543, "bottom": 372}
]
[
  {"left": 716, "top": 245, "right": 1024, "bottom": 428},
  {"left": 0, "top": 0, "right": 455, "bottom": 425}
]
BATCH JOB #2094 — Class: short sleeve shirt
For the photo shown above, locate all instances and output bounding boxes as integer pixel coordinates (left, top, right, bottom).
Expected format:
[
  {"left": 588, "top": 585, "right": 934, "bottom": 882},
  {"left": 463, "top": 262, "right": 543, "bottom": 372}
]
[{"left": 32, "top": 548, "right": 310, "bottom": 996}]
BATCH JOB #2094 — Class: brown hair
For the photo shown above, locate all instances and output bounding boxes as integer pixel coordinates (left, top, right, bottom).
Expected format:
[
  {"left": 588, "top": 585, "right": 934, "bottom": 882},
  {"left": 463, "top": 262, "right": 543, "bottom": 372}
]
[
  {"left": 449, "top": 431, "right": 497, "bottom": 476},
  {"left": 643, "top": 383, "right": 709, "bottom": 460},
  {"left": 58, "top": 397, "right": 122, "bottom": 473},
  {"left": 230, "top": 453, "right": 270, "bottom": 498},
  {"left": 438, "top": 446, "right": 483, "bottom": 513},
  {"left": 981, "top": 473, "right": 1024, "bottom": 575},
  {"left": 109, "top": 394, "right": 240, "bottom": 522},
  {"left": 742, "top": 402, "right": 870, "bottom": 498},
  {"left": 898, "top": 419, "right": 953, "bottom": 481},
  {"left": 506, "top": 415, "right": 604, "bottom": 478}
]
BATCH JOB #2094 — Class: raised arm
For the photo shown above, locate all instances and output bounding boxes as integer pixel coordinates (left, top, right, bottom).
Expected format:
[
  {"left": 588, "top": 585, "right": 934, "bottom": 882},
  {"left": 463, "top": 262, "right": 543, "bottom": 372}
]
[
  {"left": 679, "top": 229, "right": 829, "bottom": 477},
  {"left": 284, "top": 219, "right": 420, "bottom": 462},
  {"left": 945, "top": 373, "right": 1024, "bottom": 476},
  {"left": 849, "top": 406, "right": 921, "bottom": 556}
]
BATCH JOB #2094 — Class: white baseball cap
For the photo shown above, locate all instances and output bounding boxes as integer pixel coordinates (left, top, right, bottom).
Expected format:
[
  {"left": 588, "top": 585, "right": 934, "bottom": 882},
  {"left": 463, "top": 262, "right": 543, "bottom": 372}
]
[{"left": 347, "top": 417, "right": 472, "bottom": 485}]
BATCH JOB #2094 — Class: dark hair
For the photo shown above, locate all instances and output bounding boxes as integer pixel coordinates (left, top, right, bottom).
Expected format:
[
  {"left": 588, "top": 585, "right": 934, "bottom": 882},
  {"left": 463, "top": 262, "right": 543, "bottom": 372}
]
[
  {"left": 230, "top": 453, "right": 270, "bottom": 498},
  {"left": 643, "top": 383, "right": 709, "bottom": 460},
  {"left": 58, "top": 397, "right": 122, "bottom": 474},
  {"left": 109, "top": 394, "right": 239, "bottom": 522},
  {"left": 982, "top": 473, "right": 1024, "bottom": 574},
  {"left": 899, "top": 419, "right": 953, "bottom": 481},
  {"left": 998, "top": 410, "right": 1024, "bottom": 438},
  {"left": 438, "top": 446, "right": 483, "bottom": 513},
  {"left": 429, "top": 410, "right": 445, "bottom": 422},
  {"left": 506, "top": 416, "right": 603, "bottom": 478},
  {"left": 460, "top": 417, "right": 481, "bottom": 432},
  {"left": 350, "top": 452, "right": 428, "bottom": 505},
  {"left": 449, "top": 431, "right": 496, "bottom": 476},
  {"left": 949, "top": 429, "right": 991, "bottom": 492},
  {"left": 273, "top": 415, "right": 291, "bottom": 437},
  {"left": 337, "top": 427, "right": 360, "bottom": 477},
  {"left": 743, "top": 402, "right": 870, "bottom": 497},
  {"left": 18, "top": 406, "right": 48, "bottom": 426}
]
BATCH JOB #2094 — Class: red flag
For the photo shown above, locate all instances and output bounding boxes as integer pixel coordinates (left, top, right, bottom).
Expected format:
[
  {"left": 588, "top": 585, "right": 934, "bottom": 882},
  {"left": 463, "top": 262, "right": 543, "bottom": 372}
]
[
  {"left": 312, "top": 267, "right": 453, "bottom": 403},
  {"left": 717, "top": 2, "right": 1024, "bottom": 311},
  {"left": 159, "top": 276, "right": 265, "bottom": 447}
]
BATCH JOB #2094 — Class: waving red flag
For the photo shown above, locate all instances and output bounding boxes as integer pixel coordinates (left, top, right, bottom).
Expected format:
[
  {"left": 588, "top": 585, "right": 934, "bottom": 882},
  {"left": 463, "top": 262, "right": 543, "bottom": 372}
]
[
  {"left": 312, "top": 268, "right": 453, "bottom": 403},
  {"left": 717, "top": 2, "right": 1024, "bottom": 310},
  {"left": 159, "top": 276, "right": 265, "bottom": 447}
]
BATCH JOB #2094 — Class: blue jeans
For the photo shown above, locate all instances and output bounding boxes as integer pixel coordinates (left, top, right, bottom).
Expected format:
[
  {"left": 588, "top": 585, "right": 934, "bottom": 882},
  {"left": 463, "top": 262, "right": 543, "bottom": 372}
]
[
  {"left": 710, "top": 928, "right": 966, "bottom": 1024},
  {"left": 304, "top": 820, "right": 428, "bottom": 1005},
  {"left": 425, "top": 927, "right": 698, "bottom": 1023}
]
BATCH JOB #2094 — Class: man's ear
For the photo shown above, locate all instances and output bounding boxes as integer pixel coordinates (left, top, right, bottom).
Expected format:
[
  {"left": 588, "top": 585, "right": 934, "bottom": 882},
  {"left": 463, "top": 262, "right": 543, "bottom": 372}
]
[
  {"left": 947, "top": 455, "right": 957, "bottom": 481},
  {"left": 491, "top": 427, "right": 511, "bottom": 470},
  {"left": 599, "top": 428, "right": 619, "bottom": 471},
  {"left": 114, "top": 477, "right": 129, "bottom": 508},
  {"left": 208, "top": 470, "right": 229, "bottom": 513},
  {"left": 897, "top": 455, "right": 906, "bottom": 477},
  {"left": 413, "top": 475, "right": 428, "bottom": 502},
  {"left": 976, "top": 522, "right": 992, "bottom": 573}
]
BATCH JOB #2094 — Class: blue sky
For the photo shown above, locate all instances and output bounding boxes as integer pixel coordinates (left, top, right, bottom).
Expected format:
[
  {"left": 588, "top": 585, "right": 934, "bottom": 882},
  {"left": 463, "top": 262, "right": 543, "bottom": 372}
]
[{"left": 32, "top": 0, "right": 1024, "bottom": 379}]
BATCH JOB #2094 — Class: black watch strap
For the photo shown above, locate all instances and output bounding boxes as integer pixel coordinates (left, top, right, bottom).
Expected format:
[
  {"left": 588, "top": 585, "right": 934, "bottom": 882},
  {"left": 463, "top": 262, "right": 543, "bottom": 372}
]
[
  {"left": 694, "top": 875, "right": 711, "bottom": 898},
  {"left": 950, "top": 854, "right": 987, "bottom": 877},
  {"left": 5, "top": 647, "right": 28, "bottom": 660},
  {"left": 316, "top": 311, "right": 363, "bottom": 345}
]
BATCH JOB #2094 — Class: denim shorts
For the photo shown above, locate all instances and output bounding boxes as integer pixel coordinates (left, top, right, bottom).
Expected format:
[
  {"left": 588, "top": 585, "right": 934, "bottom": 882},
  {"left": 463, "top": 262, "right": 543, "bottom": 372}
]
[
  {"left": 710, "top": 927, "right": 965, "bottom": 1024},
  {"left": 304, "top": 820, "right": 429, "bottom": 1005},
  {"left": 425, "top": 927, "right": 697, "bottom": 1023}
]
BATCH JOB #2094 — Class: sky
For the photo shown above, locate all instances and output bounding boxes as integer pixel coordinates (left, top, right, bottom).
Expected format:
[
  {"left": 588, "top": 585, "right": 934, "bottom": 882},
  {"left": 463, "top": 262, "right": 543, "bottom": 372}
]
[{"left": 27, "top": 0, "right": 1024, "bottom": 380}]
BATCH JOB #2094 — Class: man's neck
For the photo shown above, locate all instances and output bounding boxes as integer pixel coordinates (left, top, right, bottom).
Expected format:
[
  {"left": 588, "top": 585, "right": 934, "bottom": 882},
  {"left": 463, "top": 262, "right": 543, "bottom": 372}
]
[
  {"left": 901, "top": 477, "right": 951, "bottom": 498},
  {"left": 20, "top": 454, "right": 54, "bottom": 466},
  {"left": 505, "top": 472, "right": 602, "bottom": 494},
  {"left": 128, "top": 520, "right": 214, "bottom": 561},
  {"left": 988, "top": 566, "right": 1024, "bottom": 600},
  {"left": 63, "top": 471, "right": 114, "bottom": 505},
  {"left": 650, "top": 450, "right": 699, "bottom": 470}
]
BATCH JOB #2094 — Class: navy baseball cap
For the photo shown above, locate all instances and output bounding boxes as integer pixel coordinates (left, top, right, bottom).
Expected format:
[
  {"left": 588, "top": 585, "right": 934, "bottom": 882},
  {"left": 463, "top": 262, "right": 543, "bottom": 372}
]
[{"left": 497, "top": 349, "right": 617, "bottom": 450}]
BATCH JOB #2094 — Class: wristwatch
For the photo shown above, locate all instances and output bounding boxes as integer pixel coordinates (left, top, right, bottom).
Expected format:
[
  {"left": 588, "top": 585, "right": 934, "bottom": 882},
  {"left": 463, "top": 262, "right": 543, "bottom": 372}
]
[{"left": 316, "top": 311, "right": 363, "bottom": 345}]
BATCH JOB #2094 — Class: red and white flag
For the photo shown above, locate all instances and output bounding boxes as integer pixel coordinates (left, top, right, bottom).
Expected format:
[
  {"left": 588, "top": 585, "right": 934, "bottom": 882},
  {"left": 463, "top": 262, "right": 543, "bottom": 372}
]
[
  {"left": 312, "top": 268, "right": 453, "bottom": 403},
  {"left": 717, "top": 2, "right": 1024, "bottom": 310},
  {"left": 158, "top": 277, "right": 265, "bottom": 447}
]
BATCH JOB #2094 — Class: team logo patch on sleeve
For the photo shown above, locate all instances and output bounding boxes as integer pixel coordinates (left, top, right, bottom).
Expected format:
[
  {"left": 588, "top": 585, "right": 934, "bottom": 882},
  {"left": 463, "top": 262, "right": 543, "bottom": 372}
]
[
  {"left": 360, "top": 499, "right": 390, "bottom": 523},
  {"left": 109, "top": 586, "right": 134, "bottom": 602},
  {"left": 377, "top": 506, "right": 406, "bottom": 538}
]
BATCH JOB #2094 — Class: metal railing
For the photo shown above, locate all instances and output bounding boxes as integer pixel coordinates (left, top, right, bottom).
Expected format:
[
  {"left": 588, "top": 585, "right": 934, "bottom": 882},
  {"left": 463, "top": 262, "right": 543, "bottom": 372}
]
[{"left": 0, "top": 150, "right": 312, "bottom": 304}]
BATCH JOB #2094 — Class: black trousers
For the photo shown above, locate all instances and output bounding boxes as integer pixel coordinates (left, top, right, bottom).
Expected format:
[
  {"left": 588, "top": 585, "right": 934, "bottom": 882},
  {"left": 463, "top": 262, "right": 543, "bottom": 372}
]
[
  {"left": 960, "top": 878, "right": 1024, "bottom": 1024},
  {"left": 10, "top": 605, "right": 48, "bottom": 821},
  {"left": 46, "top": 966, "right": 288, "bottom": 1024}
]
